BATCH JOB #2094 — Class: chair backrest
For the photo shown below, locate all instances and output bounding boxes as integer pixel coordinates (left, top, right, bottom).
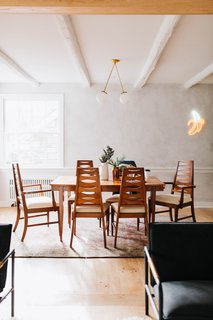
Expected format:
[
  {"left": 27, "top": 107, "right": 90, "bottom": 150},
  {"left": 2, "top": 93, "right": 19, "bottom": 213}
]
[
  {"left": 75, "top": 167, "right": 103, "bottom": 208},
  {"left": 0, "top": 224, "right": 12, "bottom": 292},
  {"left": 76, "top": 160, "right": 93, "bottom": 175},
  {"left": 119, "top": 167, "right": 147, "bottom": 207},
  {"left": 12, "top": 163, "right": 24, "bottom": 204},
  {"left": 119, "top": 160, "right": 137, "bottom": 167},
  {"left": 149, "top": 222, "right": 213, "bottom": 281},
  {"left": 172, "top": 160, "right": 194, "bottom": 197}
]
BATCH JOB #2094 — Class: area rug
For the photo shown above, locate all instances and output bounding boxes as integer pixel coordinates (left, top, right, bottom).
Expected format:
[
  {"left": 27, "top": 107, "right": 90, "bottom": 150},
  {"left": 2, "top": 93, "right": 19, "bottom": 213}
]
[{"left": 0, "top": 208, "right": 148, "bottom": 258}]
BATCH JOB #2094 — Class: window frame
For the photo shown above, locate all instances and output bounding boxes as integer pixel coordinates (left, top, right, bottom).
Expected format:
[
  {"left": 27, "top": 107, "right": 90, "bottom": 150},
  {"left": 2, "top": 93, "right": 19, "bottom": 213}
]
[{"left": 0, "top": 93, "right": 64, "bottom": 169}]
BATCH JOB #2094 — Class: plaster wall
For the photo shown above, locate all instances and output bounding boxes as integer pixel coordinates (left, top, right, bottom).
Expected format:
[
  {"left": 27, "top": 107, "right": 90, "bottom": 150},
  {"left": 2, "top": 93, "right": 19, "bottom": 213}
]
[{"left": 0, "top": 83, "right": 212, "bottom": 206}]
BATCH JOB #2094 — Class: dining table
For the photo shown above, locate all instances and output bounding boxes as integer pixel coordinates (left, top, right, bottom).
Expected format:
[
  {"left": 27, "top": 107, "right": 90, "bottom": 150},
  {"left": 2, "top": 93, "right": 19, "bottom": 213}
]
[{"left": 51, "top": 175, "right": 165, "bottom": 241}]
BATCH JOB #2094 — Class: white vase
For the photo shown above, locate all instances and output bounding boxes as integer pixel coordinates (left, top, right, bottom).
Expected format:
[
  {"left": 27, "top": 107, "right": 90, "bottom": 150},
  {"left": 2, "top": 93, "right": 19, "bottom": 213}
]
[{"left": 99, "top": 162, "right": 109, "bottom": 181}]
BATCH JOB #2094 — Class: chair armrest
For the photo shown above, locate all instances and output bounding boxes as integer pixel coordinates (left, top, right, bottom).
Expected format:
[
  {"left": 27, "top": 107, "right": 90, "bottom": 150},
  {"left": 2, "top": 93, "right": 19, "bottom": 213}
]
[
  {"left": 23, "top": 189, "right": 52, "bottom": 195},
  {"left": 144, "top": 246, "right": 160, "bottom": 285},
  {"left": 0, "top": 249, "right": 15, "bottom": 269},
  {"left": 180, "top": 185, "right": 196, "bottom": 204},
  {"left": 23, "top": 183, "right": 42, "bottom": 189}
]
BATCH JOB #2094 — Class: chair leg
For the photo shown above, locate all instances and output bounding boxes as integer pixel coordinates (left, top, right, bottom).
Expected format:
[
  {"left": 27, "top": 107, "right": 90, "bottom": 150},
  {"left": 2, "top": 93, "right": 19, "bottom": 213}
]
[
  {"left": 111, "top": 209, "right": 114, "bottom": 236},
  {"left": 47, "top": 211, "right": 50, "bottom": 227},
  {"left": 102, "top": 216, "right": 107, "bottom": 248},
  {"left": 144, "top": 216, "right": 148, "bottom": 236},
  {"left": 21, "top": 214, "right": 28, "bottom": 241},
  {"left": 13, "top": 204, "right": 21, "bottom": 232},
  {"left": 106, "top": 209, "right": 110, "bottom": 236},
  {"left": 148, "top": 199, "right": 152, "bottom": 223},
  {"left": 169, "top": 208, "right": 173, "bottom": 221},
  {"left": 114, "top": 216, "right": 119, "bottom": 248},
  {"left": 191, "top": 204, "right": 196, "bottom": 222},
  {"left": 174, "top": 208, "right": 179, "bottom": 222},
  {"left": 70, "top": 218, "right": 76, "bottom": 248},
  {"left": 137, "top": 218, "right": 140, "bottom": 231},
  {"left": 68, "top": 200, "right": 74, "bottom": 228}
]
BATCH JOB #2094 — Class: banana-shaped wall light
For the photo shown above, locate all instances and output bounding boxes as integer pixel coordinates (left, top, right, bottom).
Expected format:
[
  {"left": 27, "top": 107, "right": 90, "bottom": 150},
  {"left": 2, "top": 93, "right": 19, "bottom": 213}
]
[{"left": 187, "top": 110, "right": 205, "bottom": 136}]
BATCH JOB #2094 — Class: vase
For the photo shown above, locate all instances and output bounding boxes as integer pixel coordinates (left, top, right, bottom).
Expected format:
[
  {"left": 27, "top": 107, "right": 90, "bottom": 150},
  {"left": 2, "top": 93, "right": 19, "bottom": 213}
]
[
  {"left": 99, "top": 162, "right": 109, "bottom": 180},
  {"left": 112, "top": 167, "right": 121, "bottom": 181}
]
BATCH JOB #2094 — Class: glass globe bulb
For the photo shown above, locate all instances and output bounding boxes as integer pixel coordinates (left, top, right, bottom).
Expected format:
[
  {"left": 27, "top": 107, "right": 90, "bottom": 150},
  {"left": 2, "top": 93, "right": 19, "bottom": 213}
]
[
  {"left": 96, "top": 91, "right": 108, "bottom": 104},
  {"left": 120, "top": 92, "right": 130, "bottom": 104}
]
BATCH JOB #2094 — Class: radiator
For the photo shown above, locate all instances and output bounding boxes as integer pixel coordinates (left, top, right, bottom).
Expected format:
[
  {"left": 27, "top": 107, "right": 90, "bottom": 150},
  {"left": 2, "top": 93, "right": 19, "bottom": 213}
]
[{"left": 9, "top": 178, "right": 53, "bottom": 201}]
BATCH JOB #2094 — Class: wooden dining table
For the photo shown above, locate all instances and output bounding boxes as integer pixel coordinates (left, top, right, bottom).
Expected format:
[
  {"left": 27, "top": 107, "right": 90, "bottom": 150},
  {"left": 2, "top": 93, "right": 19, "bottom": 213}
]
[{"left": 51, "top": 175, "right": 164, "bottom": 241}]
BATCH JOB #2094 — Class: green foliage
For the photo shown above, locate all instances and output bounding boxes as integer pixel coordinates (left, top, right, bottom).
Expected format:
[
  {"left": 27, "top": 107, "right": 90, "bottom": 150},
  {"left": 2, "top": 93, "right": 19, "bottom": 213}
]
[
  {"left": 99, "top": 145, "right": 115, "bottom": 163},
  {"left": 108, "top": 155, "right": 125, "bottom": 168}
]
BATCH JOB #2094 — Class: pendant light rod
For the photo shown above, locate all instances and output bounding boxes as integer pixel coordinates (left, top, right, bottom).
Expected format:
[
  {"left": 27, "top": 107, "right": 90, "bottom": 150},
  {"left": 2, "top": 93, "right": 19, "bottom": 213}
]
[
  {"left": 96, "top": 58, "right": 129, "bottom": 104},
  {"left": 102, "top": 59, "right": 120, "bottom": 93}
]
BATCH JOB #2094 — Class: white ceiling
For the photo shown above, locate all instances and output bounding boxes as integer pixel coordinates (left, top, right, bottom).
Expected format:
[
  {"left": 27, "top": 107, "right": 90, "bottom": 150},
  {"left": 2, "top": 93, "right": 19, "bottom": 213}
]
[{"left": 0, "top": 14, "right": 212, "bottom": 88}]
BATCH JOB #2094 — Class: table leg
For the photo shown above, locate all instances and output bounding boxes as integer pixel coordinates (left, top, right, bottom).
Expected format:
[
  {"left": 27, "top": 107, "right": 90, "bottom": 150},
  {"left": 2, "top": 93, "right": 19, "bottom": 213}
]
[
  {"left": 59, "top": 186, "right": 64, "bottom": 242},
  {"left": 150, "top": 187, "right": 156, "bottom": 223}
]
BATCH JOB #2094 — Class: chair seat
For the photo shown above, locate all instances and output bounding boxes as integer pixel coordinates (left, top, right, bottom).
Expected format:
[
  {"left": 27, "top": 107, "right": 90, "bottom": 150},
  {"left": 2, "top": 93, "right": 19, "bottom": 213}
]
[
  {"left": 156, "top": 193, "right": 192, "bottom": 205},
  {"left": 154, "top": 280, "right": 213, "bottom": 320},
  {"left": 112, "top": 202, "right": 146, "bottom": 214},
  {"left": 105, "top": 194, "right": 120, "bottom": 203},
  {"left": 68, "top": 194, "right": 75, "bottom": 202},
  {"left": 75, "top": 202, "right": 110, "bottom": 213},
  {"left": 24, "top": 196, "right": 56, "bottom": 209}
]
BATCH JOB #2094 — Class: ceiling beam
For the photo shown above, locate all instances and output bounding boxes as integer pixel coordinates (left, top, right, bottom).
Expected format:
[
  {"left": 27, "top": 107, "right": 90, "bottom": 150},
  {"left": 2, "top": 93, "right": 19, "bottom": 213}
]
[
  {"left": 134, "top": 15, "right": 181, "bottom": 88},
  {"left": 56, "top": 15, "right": 91, "bottom": 87},
  {"left": 0, "top": 0, "right": 212, "bottom": 14},
  {"left": 0, "top": 49, "right": 40, "bottom": 87},
  {"left": 184, "top": 63, "right": 213, "bottom": 88}
]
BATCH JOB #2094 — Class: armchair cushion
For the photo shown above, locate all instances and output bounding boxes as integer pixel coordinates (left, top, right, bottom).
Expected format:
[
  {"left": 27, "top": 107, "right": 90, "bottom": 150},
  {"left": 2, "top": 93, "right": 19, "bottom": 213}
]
[
  {"left": 155, "top": 193, "right": 192, "bottom": 205},
  {"left": 0, "top": 224, "right": 12, "bottom": 293},
  {"left": 154, "top": 280, "right": 213, "bottom": 319},
  {"left": 25, "top": 196, "right": 55, "bottom": 209}
]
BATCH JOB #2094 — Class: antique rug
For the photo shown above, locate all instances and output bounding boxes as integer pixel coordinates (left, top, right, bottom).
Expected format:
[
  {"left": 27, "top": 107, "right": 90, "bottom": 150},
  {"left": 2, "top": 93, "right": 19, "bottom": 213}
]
[{"left": 0, "top": 208, "right": 148, "bottom": 258}]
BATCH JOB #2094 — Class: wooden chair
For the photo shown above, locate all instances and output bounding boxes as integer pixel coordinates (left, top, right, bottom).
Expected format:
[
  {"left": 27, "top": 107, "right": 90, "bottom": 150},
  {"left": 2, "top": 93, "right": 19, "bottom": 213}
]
[
  {"left": 111, "top": 167, "right": 148, "bottom": 248},
  {"left": 150, "top": 160, "right": 196, "bottom": 222},
  {"left": 12, "top": 163, "right": 60, "bottom": 241},
  {"left": 68, "top": 160, "right": 93, "bottom": 226},
  {"left": 70, "top": 167, "right": 109, "bottom": 248},
  {"left": 0, "top": 224, "right": 15, "bottom": 318},
  {"left": 106, "top": 160, "right": 137, "bottom": 204}
]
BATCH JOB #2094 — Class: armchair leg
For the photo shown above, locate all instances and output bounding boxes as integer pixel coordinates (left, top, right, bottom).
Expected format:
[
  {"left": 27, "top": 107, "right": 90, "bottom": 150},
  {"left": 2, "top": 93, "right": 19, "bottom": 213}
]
[
  {"left": 47, "top": 212, "right": 50, "bottom": 227},
  {"left": 70, "top": 218, "right": 76, "bottom": 248},
  {"left": 11, "top": 251, "right": 15, "bottom": 318},
  {"left": 174, "top": 208, "right": 179, "bottom": 222},
  {"left": 137, "top": 218, "right": 140, "bottom": 231},
  {"left": 191, "top": 204, "right": 196, "bottom": 222},
  {"left": 169, "top": 208, "right": 173, "bottom": 221},
  {"left": 13, "top": 205, "right": 21, "bottom": 232},
  {"left": 21, "top": 215, "right": 28, "bottom": 241}
]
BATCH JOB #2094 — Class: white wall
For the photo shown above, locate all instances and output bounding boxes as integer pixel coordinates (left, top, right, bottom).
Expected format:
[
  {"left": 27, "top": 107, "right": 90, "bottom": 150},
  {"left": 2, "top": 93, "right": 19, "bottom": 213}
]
[{"left": 0, "top": 83, "right": 212, "bottom": 206}]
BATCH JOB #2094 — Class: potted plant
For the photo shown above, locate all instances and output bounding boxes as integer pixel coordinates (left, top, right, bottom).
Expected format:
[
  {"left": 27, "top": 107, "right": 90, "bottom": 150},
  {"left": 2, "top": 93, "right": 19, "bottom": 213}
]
[
  {"left": 108, "top": 156, "right": 125, "bottom": 180},
  {"left": 99, "top": 146, "right": 114, "bottom": 180}
]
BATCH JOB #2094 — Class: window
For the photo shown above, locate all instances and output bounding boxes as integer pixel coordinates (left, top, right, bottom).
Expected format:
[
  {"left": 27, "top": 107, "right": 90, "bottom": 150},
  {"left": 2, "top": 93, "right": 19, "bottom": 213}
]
[{"left": 0, "top": 94, "right": 64, "bottom": 168}]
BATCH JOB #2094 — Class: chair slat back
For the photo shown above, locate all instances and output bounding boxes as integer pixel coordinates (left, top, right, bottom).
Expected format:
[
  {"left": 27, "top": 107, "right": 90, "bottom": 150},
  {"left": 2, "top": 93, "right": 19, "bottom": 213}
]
[
  {"left": 119, "top": 167, "right": 147, "bottom": 206},
  {"left": 12, "top": 163, "right": 24, "bottom": 205},
  {"left": 75, "top": 167, "right": 103, "bottom": 207},
  {"left": 172, "top": 160, "right": 194, "bottom": 195},
  {"left": 76, "top": 160, "right": 93, "bottom": 175}
]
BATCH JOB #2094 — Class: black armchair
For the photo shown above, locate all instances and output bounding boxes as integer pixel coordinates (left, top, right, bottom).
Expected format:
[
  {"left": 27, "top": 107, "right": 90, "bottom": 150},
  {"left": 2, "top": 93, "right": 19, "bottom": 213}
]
[
  {"left": 0, "top": 224, "right": 15, "bottom": 317},
  {"left": 145, "top": 222, "right": 213, "bottom": 320}
]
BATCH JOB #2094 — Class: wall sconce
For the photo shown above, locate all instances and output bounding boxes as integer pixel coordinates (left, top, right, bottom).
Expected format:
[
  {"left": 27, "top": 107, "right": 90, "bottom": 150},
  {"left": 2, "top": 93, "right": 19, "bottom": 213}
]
[
  {"left": 96, "top": 59, "right": 129, "bottom": 104},
  {"left": 188, "top": 110, "right": 205, "bottom": 135}
]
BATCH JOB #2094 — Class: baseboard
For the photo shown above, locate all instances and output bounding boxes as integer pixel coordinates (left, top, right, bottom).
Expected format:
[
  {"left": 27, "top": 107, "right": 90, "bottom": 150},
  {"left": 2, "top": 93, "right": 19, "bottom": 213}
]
[{"left": 195, "top": 202, "right": 213, "bottom": 208}]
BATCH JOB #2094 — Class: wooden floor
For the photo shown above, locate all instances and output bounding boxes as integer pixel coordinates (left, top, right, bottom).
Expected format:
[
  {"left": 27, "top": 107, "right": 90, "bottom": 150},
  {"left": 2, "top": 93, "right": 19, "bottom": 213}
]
[{"left": 0, "top": 208, "right": 213, "bottom": 320}]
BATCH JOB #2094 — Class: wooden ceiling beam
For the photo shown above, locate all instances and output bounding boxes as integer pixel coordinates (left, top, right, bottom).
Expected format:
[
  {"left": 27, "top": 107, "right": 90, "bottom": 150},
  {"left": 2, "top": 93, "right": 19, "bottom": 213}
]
[
  {"left": 134, "top": 15, "right": 181, "bottom": 88},
  {"left": 0, "top": 49, "right": 40, "bottom": 87},
  {"left": 56, "top": 15, "right": 91, "bottom": 87},
  {"left": 184, "top": 63, "right": 213, "bottom": 88},
  {"left": 0, "top": 0, "right": 212, "bottom": 14}
]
